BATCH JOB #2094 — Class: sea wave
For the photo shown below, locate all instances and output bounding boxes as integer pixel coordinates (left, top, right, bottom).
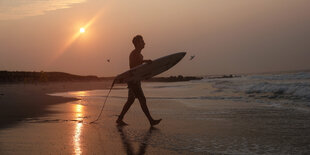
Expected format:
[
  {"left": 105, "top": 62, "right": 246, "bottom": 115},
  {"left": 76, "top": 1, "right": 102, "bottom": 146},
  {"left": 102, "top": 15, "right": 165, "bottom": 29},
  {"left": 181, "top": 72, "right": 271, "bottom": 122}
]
[
  {"left": 211, "top": 72, "right": 310, "bottom": 102},
  {"left": 244, "top": 82, "right": 310, "bottom": 100}
]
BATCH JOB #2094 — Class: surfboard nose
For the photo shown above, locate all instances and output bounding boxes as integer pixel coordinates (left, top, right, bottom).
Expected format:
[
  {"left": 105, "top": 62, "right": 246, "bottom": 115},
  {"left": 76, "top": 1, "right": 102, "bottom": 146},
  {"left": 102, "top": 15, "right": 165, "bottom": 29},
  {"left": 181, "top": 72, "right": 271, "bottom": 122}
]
[
  {"left": 172, "top": 52, "right": 186, "bottom": 63},
  {"left": 181, "top": 52, "right": 186, "bottom": 57},
  {"left": 178, "top": 52, "right": 186, "bottom": 59}
]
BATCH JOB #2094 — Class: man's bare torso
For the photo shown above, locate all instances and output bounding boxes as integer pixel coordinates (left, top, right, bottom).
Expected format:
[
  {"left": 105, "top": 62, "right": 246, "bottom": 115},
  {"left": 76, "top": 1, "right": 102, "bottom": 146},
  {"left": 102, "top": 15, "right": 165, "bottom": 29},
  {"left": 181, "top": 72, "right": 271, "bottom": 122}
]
[{"left": 129, "top": 50, "right": 143, "bottom": 69}]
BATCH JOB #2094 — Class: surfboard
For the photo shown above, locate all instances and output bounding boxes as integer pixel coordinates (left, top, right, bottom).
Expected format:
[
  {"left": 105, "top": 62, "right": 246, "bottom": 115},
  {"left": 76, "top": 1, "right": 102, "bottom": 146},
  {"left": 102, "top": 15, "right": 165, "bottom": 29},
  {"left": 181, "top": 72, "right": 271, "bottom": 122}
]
[{"left": 115, "top": 52, "right": 186, "bottom": 83}]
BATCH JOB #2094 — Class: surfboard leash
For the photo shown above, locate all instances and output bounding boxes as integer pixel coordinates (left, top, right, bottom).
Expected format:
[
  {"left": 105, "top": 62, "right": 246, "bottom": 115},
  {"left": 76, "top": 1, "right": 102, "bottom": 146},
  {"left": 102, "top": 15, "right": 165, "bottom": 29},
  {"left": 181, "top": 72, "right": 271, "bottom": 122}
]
[{"left": 90, "top": 79, "right": 116, "bottom": 124}]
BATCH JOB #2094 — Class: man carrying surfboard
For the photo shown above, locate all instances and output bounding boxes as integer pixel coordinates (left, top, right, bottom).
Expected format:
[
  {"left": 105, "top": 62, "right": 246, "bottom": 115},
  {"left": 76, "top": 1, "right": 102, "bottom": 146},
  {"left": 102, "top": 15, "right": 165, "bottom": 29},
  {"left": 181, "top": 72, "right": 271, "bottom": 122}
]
[{"left": 116, "top": 35, "right": 162, "bottom": 126}]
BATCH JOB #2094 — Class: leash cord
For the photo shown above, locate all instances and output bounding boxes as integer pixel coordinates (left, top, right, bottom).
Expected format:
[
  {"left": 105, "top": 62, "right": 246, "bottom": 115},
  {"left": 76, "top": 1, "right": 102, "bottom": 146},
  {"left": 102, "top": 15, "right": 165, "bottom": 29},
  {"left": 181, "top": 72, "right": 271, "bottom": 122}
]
[{"left": 90, "top": 79, "right": 116, "bottom": 123}]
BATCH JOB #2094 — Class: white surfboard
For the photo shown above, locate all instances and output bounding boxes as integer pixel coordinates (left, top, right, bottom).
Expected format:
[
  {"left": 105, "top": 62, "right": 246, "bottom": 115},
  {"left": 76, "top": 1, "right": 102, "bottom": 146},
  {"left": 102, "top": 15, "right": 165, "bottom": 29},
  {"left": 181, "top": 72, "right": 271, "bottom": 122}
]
[{"left": 115, "top": 52, "right": 186, "bottom": 83}]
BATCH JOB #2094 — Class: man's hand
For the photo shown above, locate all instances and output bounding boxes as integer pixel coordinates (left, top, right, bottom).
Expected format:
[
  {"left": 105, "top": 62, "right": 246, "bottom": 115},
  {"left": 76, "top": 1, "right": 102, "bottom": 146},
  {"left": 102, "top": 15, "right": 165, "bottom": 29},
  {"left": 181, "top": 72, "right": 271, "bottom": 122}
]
[{"left": 144, "top": 59, "right": 152, "bottom": 64}]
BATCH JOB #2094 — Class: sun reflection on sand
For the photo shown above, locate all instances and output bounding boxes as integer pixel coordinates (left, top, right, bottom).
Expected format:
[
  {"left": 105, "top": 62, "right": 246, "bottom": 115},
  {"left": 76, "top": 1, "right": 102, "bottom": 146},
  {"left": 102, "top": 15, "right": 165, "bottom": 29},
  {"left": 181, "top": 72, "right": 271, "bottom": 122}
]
[
  {"left": 74, "top": 122, "right": 83, "bottom": 155},
  {"left": 71, "top": 91, "right": 88, "bottom": 97},
  {"left": 74, "top": 101, "right": 84, "bottom": 155}
]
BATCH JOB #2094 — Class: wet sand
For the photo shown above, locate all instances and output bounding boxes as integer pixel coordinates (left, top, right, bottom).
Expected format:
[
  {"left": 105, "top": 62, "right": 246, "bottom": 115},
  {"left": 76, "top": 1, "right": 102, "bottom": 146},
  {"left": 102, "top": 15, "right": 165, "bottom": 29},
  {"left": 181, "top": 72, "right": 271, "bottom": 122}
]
[
  {"left": 1, "top": 82, "right": 310, "bottom": 154},
  {"left": 0, "top": 81, "right": 113, "bottom": 128}
]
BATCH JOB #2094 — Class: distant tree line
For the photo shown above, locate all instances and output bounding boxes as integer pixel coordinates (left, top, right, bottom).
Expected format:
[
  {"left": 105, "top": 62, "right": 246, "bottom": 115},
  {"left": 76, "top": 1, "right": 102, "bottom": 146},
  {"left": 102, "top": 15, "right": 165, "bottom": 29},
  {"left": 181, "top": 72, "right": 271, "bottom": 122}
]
[
  {"left": 0, "top": 71, "right": 203, "bottom": 83},
  {"left": 0, "top": 71, "right": 100, "bottom": 83}
]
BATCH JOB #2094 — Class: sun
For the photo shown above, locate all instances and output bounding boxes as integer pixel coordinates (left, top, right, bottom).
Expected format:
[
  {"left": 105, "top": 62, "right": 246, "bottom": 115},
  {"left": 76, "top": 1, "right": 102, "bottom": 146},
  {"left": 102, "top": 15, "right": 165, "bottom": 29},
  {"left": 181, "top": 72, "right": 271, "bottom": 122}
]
[{"left": 79, "top": 27, "right": 85, "bottom": 33}]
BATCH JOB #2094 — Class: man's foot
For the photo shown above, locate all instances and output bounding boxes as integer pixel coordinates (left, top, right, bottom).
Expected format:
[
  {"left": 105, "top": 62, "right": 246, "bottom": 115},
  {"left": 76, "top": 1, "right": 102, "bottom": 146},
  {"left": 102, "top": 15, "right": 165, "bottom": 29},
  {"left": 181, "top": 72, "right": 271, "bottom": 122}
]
[
  {"left": 116, "top": 119, "right": 128, "bottom": 126},
  {"left": 150, "top": 119, "right": 162, "bottom": 126}
]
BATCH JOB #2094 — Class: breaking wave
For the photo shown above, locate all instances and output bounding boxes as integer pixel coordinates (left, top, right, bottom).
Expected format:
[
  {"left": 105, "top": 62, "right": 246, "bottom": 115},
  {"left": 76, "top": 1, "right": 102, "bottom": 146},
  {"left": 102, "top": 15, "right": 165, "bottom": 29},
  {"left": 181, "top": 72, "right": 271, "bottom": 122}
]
[
  {"left": 211, "top": 72, "right": 310, "bottom": 103},
  {"left": 244, "top": 82, "right": 310, "bottom": 100}
]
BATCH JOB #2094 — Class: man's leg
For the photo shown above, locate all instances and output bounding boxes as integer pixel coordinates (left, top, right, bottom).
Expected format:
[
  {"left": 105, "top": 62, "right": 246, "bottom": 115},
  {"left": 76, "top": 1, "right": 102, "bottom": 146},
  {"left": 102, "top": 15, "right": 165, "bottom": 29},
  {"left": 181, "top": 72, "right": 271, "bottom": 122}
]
[
  {"left": 137, "top": 96, "right": 153, "bottom": 122},
  {"left": 117, "top": 93, "right": 135, "bottom": 125},
  {"left": 138, "top": 96, "right": 162, "bottom": 126}
]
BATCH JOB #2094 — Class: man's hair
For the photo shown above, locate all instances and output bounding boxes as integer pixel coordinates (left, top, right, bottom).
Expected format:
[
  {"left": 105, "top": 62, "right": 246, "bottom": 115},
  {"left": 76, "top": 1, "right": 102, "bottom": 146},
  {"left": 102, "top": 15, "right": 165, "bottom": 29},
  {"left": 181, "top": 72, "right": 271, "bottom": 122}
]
[{"left": 132, "top": 35, "right": 143, "bottom": 47}]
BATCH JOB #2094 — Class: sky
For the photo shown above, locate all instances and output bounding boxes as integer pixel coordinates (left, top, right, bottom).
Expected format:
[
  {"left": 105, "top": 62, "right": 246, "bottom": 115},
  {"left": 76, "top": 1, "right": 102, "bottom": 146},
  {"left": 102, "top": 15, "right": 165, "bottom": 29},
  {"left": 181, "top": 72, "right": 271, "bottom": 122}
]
[{"left": 0, "top": 0, "right": 310, "bottom": 76}]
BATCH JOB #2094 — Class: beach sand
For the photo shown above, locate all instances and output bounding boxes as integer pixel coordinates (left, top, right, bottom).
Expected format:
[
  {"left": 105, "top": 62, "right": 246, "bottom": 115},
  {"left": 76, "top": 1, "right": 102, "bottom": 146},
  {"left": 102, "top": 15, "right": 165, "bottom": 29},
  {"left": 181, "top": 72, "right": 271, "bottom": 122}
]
[{"left": 0, "top": 81, "right": 310, "bottom": 154}]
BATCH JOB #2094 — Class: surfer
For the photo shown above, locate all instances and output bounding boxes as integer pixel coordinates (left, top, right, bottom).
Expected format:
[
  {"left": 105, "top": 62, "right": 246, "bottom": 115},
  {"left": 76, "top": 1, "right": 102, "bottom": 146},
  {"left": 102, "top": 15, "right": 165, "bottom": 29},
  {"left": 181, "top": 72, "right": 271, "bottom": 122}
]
[{"left": 116, "top": 35, "right": 162, "bottom": 126}]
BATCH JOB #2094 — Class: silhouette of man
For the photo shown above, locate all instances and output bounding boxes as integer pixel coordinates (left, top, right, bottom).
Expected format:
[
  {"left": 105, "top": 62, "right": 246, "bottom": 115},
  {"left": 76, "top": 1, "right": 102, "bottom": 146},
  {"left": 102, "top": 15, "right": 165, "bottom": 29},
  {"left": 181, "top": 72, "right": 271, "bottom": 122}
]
[{"left": 116, "top": 35, "right": 162, "bottom": 126}]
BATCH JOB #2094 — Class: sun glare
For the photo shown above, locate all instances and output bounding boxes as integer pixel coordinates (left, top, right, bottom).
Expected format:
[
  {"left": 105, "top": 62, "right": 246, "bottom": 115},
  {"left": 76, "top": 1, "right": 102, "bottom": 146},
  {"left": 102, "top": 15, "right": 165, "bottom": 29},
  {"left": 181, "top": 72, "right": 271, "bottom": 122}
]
[
  {"left": 49, "top": 9, "right": 104, "bottom": 64},
  {"left": 80, "top": 27, "right": 85, "bottom": 33}
]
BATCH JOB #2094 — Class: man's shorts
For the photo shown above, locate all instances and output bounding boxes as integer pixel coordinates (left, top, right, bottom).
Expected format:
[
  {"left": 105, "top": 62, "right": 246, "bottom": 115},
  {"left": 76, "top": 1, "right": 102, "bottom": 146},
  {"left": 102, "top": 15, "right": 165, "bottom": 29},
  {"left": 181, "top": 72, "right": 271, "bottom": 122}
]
[{"left": 127, "top": 81, "right": 145, "bottom": 99}]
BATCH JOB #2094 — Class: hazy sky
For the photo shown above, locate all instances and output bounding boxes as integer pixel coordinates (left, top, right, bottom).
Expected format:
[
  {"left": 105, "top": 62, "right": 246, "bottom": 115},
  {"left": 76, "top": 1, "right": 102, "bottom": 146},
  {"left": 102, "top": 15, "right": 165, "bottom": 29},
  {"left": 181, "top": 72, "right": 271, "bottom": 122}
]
[{"left": 1, "top": 0, "right": 310, "bottom": 76}]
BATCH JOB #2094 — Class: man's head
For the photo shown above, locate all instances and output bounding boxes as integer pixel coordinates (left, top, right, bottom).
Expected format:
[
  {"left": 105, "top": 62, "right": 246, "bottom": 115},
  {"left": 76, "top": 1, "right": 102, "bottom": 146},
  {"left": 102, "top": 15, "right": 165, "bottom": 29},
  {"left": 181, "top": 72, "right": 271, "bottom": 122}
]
[{"left": 132, "top": 35, "right": 145, "bottom": 50}]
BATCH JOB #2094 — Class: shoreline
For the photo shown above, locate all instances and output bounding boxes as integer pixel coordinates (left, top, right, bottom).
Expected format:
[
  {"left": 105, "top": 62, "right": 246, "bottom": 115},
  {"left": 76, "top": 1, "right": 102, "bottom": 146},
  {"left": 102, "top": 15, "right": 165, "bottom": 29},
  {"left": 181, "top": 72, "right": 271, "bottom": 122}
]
[{"left": 0, "top": 81, "right": 113, "bottom": 129}]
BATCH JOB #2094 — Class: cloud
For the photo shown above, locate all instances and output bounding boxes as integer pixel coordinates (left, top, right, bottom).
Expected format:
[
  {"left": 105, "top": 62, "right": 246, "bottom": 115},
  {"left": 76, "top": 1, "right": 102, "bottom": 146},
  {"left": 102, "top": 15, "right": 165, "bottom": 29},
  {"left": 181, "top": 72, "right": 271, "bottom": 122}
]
[{"left": 0, "top": 0, "right": 87, "bottom": 20}]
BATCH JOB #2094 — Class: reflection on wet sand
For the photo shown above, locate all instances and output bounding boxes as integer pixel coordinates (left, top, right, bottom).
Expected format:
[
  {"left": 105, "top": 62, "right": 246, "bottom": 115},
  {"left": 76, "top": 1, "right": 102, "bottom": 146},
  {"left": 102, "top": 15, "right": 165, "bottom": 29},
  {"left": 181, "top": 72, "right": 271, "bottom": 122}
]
[
  {"left": 71, "top": 91, "right": 89, "bottom": 97},
  {"left": 117, "top": 126, "right": 158, "bottom": 155},
  {"left": 74, "top": 100, "right": 84, "bottom": 155},
  {"left": 74, "top": 123, "right": 83, "bottom": 155}
]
